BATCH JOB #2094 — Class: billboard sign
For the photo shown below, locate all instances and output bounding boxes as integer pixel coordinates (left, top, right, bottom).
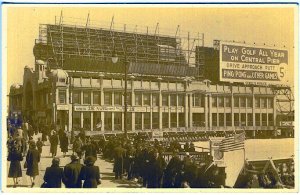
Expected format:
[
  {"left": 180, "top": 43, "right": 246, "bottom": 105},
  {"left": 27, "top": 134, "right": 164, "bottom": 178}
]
[{"left": 219, "top": 41, "right": 288, "bottom": 85}]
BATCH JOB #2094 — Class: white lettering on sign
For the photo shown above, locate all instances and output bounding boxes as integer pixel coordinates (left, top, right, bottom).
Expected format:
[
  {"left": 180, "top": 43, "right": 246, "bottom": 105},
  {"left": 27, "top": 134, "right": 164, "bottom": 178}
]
[
  {"left": 74, "top": 105, "right": 146, "bottom": 112},
  {"left": 220, "top": 41, "right": 289, "bottom": 85}
]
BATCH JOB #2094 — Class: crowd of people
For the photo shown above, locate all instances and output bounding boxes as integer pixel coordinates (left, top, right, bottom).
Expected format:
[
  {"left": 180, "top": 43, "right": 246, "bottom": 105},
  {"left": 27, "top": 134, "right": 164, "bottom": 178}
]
[{"left": 6, "top": 116, "right": 295, "bottom": 189}]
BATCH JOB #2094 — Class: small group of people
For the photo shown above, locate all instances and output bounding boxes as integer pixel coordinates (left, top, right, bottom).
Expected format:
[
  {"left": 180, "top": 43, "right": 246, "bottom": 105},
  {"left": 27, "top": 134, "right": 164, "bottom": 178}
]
[
  {"left": 43, "top": 155, "right": 101, "bottom": 188},
  {"left": 7, "top": 139, "right": 40, "bottom": 187}
]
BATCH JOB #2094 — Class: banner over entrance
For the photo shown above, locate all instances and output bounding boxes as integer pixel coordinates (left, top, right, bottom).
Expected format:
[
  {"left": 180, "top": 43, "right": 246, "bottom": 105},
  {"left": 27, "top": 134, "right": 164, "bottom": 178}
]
[{"left": 219, "top": 41, "right": 288, "bottom": 85}]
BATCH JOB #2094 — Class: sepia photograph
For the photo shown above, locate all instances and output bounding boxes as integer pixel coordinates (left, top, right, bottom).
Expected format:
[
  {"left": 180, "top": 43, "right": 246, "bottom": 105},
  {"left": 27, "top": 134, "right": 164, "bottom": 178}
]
[{"left": 1, "top": 3, "right": 298, "bottom": 192}]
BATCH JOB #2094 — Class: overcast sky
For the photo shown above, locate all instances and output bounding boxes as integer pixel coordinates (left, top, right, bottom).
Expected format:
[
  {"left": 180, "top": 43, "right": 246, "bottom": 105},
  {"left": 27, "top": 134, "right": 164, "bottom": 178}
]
[{"left": 4, "top": 5, "right": 296, "bottom": 90}]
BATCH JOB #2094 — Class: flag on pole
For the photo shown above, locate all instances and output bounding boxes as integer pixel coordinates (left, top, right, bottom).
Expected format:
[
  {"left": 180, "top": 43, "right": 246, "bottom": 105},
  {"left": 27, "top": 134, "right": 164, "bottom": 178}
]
[{"left": 219, "top": 132, "right": 245, "bottom": 152}]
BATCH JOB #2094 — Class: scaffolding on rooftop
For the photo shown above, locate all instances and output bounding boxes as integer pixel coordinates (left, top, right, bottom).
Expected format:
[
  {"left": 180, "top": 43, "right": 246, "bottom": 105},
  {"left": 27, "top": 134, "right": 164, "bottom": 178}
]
[{"left": 35, "top": 14, "right": 205, "bottom": 77}]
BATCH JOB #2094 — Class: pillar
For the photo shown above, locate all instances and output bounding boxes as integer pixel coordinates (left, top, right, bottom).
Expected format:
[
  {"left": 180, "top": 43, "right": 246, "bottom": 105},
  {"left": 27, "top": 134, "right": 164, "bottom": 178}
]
[
  {"left": 252, "top": 87, "right": 255, "bottom": 127},
  {"left": 204, "top": 94, "right": 208, "bottom": 129},
  {"left": 189, "top": 94, "right": 193, "bottom": 128},
  {"left": 131, "top": 79, "right": 135, "bottom": 131},
  {"left": 168, "top": 94, "right": 171, "bottom": 128},
  {"left": 80, "top": 112, "right": 83, "bottom": 128},
  {"left": 100, "top": 76, "right": 105, "bottom": 131},
  {"left": 176, "top": 95, "right": 179, "bottom": 128},
  {"left": 185, "top": 93, "right": 189, "bottom": 128},
  {"left": 159, "top": 87, "right": 163, "bottom": 130},
  {"left": 208, "top": 94, "right": 212, "bottom": 130},
  {"left": 150, "top": 93, "right": 153, "bottom": 129}
]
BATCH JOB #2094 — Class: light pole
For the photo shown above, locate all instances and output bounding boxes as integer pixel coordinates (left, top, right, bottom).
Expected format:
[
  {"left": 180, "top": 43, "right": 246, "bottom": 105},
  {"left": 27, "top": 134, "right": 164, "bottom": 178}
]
[{"left": 111, "top": 48, "right": 128, "bottom": 139}]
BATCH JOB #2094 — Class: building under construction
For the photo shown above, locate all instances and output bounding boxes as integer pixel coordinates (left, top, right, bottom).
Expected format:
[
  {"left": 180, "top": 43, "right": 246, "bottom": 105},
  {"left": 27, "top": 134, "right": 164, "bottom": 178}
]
[{"left": 8, "top": 16, "right": 294, "bottom": 138}]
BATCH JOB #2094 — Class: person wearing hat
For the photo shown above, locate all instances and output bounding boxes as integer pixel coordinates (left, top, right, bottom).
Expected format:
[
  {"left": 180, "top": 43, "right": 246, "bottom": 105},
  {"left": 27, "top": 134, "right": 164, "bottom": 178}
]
[
  {"left": 79, "top": 156, "right": 101, "bottom": 188},
  {"left": 162, "top": 150, "right": 182, "bottom": 188},
  {"left": 63, "top": 154, "right": 83, "bottom": 188},
  {"left": 146, "top": 149, "right": 166, "bottom": 188},
  {"left": 60, "top": 132, "right": 69, "bottom": 157},
  {"left": 25, "top": 141, "right": 40, "bottom": 187},
  {"left": 43, "top": 157, "right": 65, "bottom": 188},
  {"left": 8, "top": 142, "right": 23, "bottom": 187},
  {"left": 82, "top": 136, "right": 97, "bottom": 159},
  {"left": 49, "top": 131, "right": 59, "bottom": 158},
  {"left": 182, "top": 152, "right": 197, "bottom": 187}
]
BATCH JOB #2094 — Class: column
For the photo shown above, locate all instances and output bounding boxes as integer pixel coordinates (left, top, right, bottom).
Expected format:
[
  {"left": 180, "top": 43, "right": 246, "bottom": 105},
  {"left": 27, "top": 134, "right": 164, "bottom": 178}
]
[
  {"left": 216, "top": 97, "right": 219, "bottom": 127},
  {"left": 150, "top": 93, "right": 153, "bottom": 129},
  {"left": 176, "top": 95, "right": 179, "bottom": 128},
  {"left": 266, "top": 98, "right": 269, "bottom": 126},
  {"left": 80, "top": 112, "right": 83, "bottom": 128},
  {"left": 91, "top": 112, "right": 94, "bottom": 131},
  {"left": 68, "top": 87, "right": 72, "bottom": 132},
  {"left": 208, "top": 94, "right": 212, "bottom": 130},
  {"left": 204, "top": 95, "right": 208, "bottom": 129},
  {"left": 121, "top": 92, "right": 124, "bottom": 131},
  {"left": 100, "top": 76, "right": 105, "bottom": 132},
  {"left": 90, "top": 91, "right": 93, "bottom": 131},
  {"left": 184, "top": 93, "right": 189, "bottom": 128},
  {"left": 231, "top": 89, "right": 234, "bottom": 129},
  {"left": 189, "top": 94, "right": 193, "bottom": 128},
  {"left": 112, "top": 112, "right": 114, "bottom": 131},
  {"left": 68, "top": 107, "right": 72, "bottom": 132},
  {"left": 141, "top": 113, "right": 144, "bottom": 130},
  {"left": 252, "top": 87, "right": 255, "bottom": 127},
  {"left": 273, "top": 96, "right": 276, "bottom": 127},
  {"left": 131, "top": 79, "right": 135, "bottom": 131},
  {"left": 168, "top": 94, "right": 171, "bottom": 128},
  {"left": 159, "top": 89, "right": 163, "bottom": 130}
]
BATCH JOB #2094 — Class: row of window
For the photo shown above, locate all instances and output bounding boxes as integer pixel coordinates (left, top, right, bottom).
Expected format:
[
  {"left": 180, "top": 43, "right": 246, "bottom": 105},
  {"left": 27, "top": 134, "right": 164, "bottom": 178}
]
[
  {"left": 72, "top": 111, "right": 274, "bottom": 131},
  {"left": 70, "top": 91, "right": 186, "bottom": 107},
  {"left": 211, "top": 113, "right": 274, "bottom": 127},
  {"left": 211, "top": 96, "right": 273, "bottom": 108},
  {"left": 59, "top": 90, "right": 274, "bottom": 110}
]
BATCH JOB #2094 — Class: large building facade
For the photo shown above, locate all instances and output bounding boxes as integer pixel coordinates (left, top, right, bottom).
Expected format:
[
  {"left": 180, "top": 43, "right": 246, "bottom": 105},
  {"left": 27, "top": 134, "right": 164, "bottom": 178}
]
[{"left": 8, "top": 21, "right": 292, "bottom": 137}]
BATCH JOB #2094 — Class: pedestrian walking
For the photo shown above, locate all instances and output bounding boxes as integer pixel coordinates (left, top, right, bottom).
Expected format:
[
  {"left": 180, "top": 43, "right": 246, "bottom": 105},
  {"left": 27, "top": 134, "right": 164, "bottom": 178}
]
[
  {"left": 63, "top": 154, "right": 83, "bottom": 188},
  {"left": 82, "top": 137, "right": 97, "bottom": 159},
  {"left": 25, "top": 142, "right": 40, "bottom": 187},
  {"left": 73, "top": 136, "right": 83, "bottom": 159},
  {"left": 79, "top": 156, "right": 101, "bottom": 188},
  {"left": 50, "top": 132, "right": 59, "bottom": 157},
  {"left": 43, "top": 157, "right": 65, "bottom": 188},
  {"left": 147, "top": 149, "right": 166, "bottom": 188},
  {"left": 60, "top": 132, "right": 69, "bottom": 157},
  {"left": 113, "top": 143, "right": 125, "bottom": 180},
  {"left": 8, "top": 142, "right": 23, "bottom": 188},
  {"left": 36, "top": 138, "right": 44, "bottom": 154}
]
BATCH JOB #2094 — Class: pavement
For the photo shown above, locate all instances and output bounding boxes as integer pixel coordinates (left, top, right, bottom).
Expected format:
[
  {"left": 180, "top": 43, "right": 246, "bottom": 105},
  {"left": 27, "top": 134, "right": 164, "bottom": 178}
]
[{"left": 6, "top": 134, "right": 142, "bottom": 189}]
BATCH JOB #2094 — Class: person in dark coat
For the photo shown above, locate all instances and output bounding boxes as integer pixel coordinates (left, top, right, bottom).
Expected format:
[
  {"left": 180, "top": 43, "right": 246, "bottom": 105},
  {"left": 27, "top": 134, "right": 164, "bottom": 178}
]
[
  {"left": 50, "top": 132, "right": 59, "bottom": 157},
  {"left": 82, "top": 137, "right": 97, "bottom": 159},
  {"left": 36, "top": 138, "right": 44, "bottom": 154},
  {"left": 147, "top": 150, "right": 166, "bottom": 188},
  {"left": 73, "top": 136, "right": 83, "bottom": 159},
  {"left": 162, "top": 152, "right": 182, "bottom": 188},
  {"left": 113, "top": 143, "right": 126, "bottom": 180},
  {"left": 60, "top": 132, "right": 69, "bottom": 157},
  {"left": 41, "top": 126, "right": 48, "bottom": 142},
  {"left": 63, "top": 154, "right": 83, "bottom": 188},
  {"left": 182, "top": 153, "right": 197, "bottom": 187},
  {"left": 25, "top": 142, "right": 40, "bottom": 187},
  {"left": 79, "top": 156, "right": 101, "bottom": 188},
  {"left": 43, "top": 157, "right": 65, "bottom": 188},
  {"left": 8, "top": 143, "right": 23, "bottom": 187}
]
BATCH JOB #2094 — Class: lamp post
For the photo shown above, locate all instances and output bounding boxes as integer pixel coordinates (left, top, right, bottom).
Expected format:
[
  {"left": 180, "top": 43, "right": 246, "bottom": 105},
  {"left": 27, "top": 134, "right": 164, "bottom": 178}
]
[{"left": 111, "top": 48, "right": 128, "bottom": 139}]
